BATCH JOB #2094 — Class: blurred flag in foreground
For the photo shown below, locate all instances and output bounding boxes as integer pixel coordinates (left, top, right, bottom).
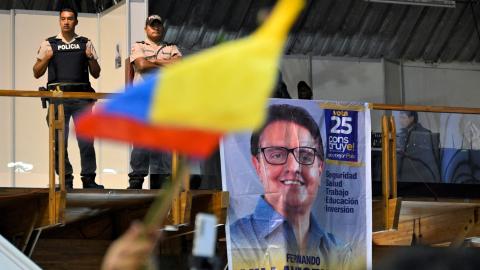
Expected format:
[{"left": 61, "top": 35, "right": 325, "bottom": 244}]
[{"left": 76, "top": 0, "right": 305, "bottom": 158}]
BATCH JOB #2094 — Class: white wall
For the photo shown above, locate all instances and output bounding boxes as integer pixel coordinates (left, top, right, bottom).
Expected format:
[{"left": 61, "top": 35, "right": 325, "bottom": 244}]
[
  {"left": 0, "top": 11, "right": 13, "bottom": 187},
  {"left": 384, "top": 59, "right": 402, "bottom": 104},
  {"left": 282, "top": 57, "right": 385, "bottom": 131},
  {"left": 403, "top": 62, "right": 480, "bottom": 107},
  {"left": 397, "top": 62, "right": 480, "bottom": 135},
  {"left": 281, "top": 56, "right": 311, "bottom": 99},
  {"left": 99, "top": 4, "right": 127, "bottom": 93},
  {"left": 0, "top": 11, "right": 12, "bottom": 87},
  {"left": 130, "top": 0, "right": 147, "bottom": 46},
  {"left": 312, "top": 57, "right": 385, "bottom": 103},
  {"left": 14, "top": 11, "right": 60, "bottom": 187},
  {"left": 282, "top": 56, "right": 385, "bottom": 103},
  {"left": 96, "top": 3, "right": 130, "bottom": 189}
]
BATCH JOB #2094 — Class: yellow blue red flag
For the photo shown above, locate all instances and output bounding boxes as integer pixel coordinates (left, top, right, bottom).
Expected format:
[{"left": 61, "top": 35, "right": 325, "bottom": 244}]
[{"left": 77, "top": 0, "right": 305, "bottom": 157}]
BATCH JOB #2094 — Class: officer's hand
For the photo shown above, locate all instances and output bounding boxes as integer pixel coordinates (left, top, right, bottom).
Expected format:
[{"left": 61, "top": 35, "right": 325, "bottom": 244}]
[
  {"left": 44, "top": 47, "right": 53, "bottom": 60},
  {"left": 152, "top": 58, "right": 164, "bottom": 66},
  {"left": 86, "top": 46, "right": 94, "bottom": 60}
]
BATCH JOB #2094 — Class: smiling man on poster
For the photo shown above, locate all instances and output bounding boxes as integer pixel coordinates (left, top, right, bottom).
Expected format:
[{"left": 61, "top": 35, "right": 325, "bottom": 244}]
[{"left": 229, "top": 104, "right": 350, "bottom": 270}]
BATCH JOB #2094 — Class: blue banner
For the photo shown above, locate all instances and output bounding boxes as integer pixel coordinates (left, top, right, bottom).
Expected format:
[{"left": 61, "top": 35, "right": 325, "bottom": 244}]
[{"left": 325, "top": 109, "right": 358, "bottom": 162}]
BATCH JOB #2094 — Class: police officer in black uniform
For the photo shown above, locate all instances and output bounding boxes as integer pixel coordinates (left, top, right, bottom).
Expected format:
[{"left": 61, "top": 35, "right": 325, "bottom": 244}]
[{"left": 33, "top": 8, "right": 103, "bottom": 189}]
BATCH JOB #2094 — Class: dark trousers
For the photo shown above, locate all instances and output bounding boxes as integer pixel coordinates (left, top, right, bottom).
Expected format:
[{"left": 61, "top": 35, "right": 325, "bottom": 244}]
[
  {"left": 128, "top": 147, "right": 171, "bottom": 180},
  {"left": 47, "top": 100, "right": 97, "bottom": 182}
]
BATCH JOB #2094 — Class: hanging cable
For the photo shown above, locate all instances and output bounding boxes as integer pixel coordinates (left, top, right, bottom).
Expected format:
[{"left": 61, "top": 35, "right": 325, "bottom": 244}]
[{"left": 470, "top": 0, "right": 480, "bottom": 45}]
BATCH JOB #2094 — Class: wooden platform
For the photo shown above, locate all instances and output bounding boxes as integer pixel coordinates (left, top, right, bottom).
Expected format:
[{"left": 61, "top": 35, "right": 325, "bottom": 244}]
[
  {"left": 373, "top": 197, "right": 480, "bottom": 247},
  {"left": 4, "top": 188, "right": 480, "bottom": 248},
  {"left": 5, "top": 187, "right": 480, "bottom": 268},
  {"left": 0, "top": 187, "right": 228, "bottom": 258}
]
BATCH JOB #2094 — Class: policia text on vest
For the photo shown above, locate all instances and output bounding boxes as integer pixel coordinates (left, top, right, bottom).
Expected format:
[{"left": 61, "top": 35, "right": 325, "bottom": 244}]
[{"left": 47, "top": 36, "right": 94, "bottom": 92}]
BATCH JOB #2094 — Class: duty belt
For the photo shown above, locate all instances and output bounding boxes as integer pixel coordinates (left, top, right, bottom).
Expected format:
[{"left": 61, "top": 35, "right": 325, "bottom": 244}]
[{"left": 47, "top": 83, "right": 93, "bottom": 92}]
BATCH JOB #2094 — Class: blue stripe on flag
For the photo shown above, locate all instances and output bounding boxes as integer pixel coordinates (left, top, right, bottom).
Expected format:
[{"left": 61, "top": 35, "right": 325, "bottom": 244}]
[{"left": 103, "top": 73, "right": 160, "bottom": 123}]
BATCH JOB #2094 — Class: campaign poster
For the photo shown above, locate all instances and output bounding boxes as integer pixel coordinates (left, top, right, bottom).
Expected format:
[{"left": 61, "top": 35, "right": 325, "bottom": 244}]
[{"left": 221, "top": 99, "right": 372, "bottom": 270}]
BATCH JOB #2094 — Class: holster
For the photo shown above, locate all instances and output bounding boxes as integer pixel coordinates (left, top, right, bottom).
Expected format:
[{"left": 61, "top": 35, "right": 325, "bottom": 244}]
[{"left": 38, "top": 86, "right": 49, "bottom": 109}]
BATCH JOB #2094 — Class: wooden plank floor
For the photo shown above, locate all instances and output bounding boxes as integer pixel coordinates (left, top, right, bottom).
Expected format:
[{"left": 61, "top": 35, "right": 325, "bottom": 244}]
[
  {"left": 373, "top": 198, "right": 480, "bottom": 246},
  {"left": 0, "top": 188, "right": 227, "bottom": 237}
]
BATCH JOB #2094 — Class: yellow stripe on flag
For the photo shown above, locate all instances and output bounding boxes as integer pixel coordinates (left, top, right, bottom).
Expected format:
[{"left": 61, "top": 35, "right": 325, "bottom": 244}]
[{"left": 149, "top": 0, "right": 305, "bottom": 132}]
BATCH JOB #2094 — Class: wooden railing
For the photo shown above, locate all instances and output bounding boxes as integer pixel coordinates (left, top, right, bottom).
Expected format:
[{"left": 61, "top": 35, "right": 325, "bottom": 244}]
[
  {"left": 0, "top": 90, "right": 112, "bottom": 99},
  {"left": 0, "top": 90, "right": 115, "bottom": 226},
  {"left": 372, "top": 103, "right": 480, "bottom": 114},
  {"left": 3, "top": 91, "right": 480, "bottom": 232},
  {"left": 0, "top": 90, "right": 226, "bottom": 229}
]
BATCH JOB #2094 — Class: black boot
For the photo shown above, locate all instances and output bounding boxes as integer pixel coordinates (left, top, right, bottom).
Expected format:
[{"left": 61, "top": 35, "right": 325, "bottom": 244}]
[
  {"left": 190, "top": 174, "right": 202, "bottom": 189},
  {"left": 128, "top": 178, "right": 144, "bottom": 189},
  {"left": 81, "top": 176, "right": 104, "bottom": 189},
  {"left": 65, "top": 174, "right": 74, "bottom": 190},
  {"left": 150, "top": 174, "right": 169, "bottom": 189}
]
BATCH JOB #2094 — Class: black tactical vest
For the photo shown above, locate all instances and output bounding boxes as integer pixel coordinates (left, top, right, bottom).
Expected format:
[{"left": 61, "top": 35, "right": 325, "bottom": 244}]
[{"left": 47, "top": 36, "right": 90, "bottom": 86}]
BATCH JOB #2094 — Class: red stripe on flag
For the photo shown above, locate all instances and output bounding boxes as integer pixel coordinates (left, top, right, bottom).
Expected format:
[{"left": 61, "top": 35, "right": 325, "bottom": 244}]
[{"left": 76, "top": 113, "right": 222, "bottom": 158}]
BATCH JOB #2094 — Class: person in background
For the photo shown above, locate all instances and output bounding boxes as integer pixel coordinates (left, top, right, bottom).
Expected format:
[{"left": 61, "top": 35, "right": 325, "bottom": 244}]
[
  {"left": 397, "top": 111, "right": 427, "bottom": 146},
  {"left": 297, "top": 80, "right": 312, "bottom": 100},
  {"left": 272, "top": 72, "right": 291, "bottom": 99},
  {"left": 127, "top": 15, "right": 182, "bottom": 189},
  {"left": 396, "top": 111, "right": 440, "bottom": 183},
  {"left": 33, "top": 7, "right": 103, "bottom": 189}
]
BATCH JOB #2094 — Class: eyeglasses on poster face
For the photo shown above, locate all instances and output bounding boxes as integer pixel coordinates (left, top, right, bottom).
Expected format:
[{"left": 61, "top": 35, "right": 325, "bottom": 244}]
[{"left": 258, "top": 146, "right": 318, "bottom": 165}]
